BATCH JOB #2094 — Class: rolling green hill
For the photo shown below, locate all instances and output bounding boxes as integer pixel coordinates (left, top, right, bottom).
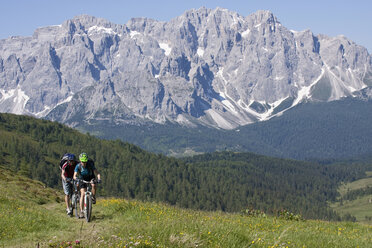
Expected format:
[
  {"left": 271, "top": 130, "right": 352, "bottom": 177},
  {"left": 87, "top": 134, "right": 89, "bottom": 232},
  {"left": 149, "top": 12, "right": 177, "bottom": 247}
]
[
  {"left": 0, "top": 113, "right": 371, "bottom": 221},
  {"left": 330, "top": 171, "right": 372, "bottom": 224},
  {"left": 1, "top": 166, "right": 372, "bottom": 248}
]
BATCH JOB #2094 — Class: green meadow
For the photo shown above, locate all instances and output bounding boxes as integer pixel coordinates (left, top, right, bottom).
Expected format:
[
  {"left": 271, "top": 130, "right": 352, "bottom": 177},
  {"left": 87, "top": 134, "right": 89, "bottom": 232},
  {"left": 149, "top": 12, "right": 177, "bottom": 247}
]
[
  {"left": 331, "top": 171, "right": 372, "bottom": 225},
  {"left": 1, "top": 167, "right": 372, "bottom": 248}
]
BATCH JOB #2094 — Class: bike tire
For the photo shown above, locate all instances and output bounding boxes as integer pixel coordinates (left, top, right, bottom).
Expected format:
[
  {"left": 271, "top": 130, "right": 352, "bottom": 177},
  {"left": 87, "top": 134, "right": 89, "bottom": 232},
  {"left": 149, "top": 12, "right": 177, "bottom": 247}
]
[
  {"left": 74, "top": 194, "right": 81, "bottom": 219},
  {"left": 85, "top": 194, "right": 92, "bottom": 222}
]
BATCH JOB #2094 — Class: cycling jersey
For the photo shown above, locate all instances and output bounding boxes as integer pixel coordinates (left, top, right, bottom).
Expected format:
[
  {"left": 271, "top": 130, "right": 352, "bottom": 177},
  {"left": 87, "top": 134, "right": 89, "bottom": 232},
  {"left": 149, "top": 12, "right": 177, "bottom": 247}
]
[
  {"left": 62, "top": 161, "right": 75, "bottom": 178},
  {"left": 75, "top": 161, "right": 96, "bottom": 181}
]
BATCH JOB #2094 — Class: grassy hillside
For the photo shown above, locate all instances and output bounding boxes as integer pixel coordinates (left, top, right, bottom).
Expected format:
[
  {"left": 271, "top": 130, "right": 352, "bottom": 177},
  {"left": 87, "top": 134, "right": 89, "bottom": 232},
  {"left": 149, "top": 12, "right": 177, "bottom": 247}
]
[
  {"left": 331, "top": 171, "right": 372, "bottom": 224},
  {"left": 1, "top": 166, "right": 372, "bottom": 248},
  {"left": 0, "top": 166, "right": 68, "bottom": 246}
]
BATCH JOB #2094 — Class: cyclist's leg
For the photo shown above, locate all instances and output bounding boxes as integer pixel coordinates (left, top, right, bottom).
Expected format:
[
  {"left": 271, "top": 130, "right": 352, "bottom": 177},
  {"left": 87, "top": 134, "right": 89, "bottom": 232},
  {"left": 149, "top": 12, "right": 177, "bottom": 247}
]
[
  {"left": 91, "top": 183, "right": 97, "bottom": 204},
  {"left": 90, "top": 175, "right": 97, "bottom": 203},
  {"left": 90, "top": 174, "right": 97, "bottom": 197},
  {"left": 62, "top": 179, "right": 73, "bottom": 214},
  {"left": 80, "top": 187, "right": 87, "bottom": 213},
  {"left": 67, "top": 181, "right": 73, "bottom": 206},
  {"left": 92, "top": 183, "right": 96, "bottom": 196}
]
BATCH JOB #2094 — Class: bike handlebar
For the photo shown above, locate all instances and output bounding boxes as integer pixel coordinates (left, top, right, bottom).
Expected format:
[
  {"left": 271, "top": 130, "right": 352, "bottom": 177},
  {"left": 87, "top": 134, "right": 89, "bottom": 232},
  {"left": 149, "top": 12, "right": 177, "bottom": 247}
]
[{"left": 74, "top": 179, "right": 101, "bottom": 184}]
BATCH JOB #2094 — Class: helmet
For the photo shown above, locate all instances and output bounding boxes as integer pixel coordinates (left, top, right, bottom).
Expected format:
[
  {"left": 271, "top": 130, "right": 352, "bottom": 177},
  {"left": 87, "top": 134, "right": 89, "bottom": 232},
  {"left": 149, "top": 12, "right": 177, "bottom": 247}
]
[
  {"left": 79, "top": 153, "right": 88, "bottom": 163},
  {"left": 62, "top": 153, "right": 76, "bottom": 161}
]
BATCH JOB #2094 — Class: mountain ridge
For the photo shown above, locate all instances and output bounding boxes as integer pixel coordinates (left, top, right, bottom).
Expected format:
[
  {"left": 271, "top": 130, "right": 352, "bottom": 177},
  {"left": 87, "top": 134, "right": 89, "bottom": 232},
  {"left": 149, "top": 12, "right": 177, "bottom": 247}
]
[{"left": 1, "top": 7, "right": 371, "bottom": 129}]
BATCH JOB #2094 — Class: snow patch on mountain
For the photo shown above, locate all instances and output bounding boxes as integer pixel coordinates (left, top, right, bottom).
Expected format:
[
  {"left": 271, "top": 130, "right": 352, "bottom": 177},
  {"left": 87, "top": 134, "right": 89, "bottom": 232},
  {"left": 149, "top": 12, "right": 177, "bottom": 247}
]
[
  {"left": 241, "top": 29, "right": 250, "bottom": 38},
  {"left": 159, "top": 43, "right": 172, "bottom": 56},
  {"left": 197, "top": 47, "right": 204, "bottom": 57},
  {"left": 130, "top": 30, "right": 141, "bottom": 38},
  {"left": 88, "top": 26, "right": 116, "bottom": 35},
  {"left": 34, "top": 95, "right": 73, "bottom": 117},
  {"left": 0, "top": 87, "right": 30, "bottom": 115},
  {"left": 295, "top": 68, "right": 325, "bottom": 105}
]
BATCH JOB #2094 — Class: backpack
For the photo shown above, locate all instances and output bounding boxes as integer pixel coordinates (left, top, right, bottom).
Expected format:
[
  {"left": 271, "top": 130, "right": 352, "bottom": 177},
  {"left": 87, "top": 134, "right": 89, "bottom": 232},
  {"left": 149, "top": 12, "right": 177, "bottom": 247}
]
[{"left": 59, "top": 153, "right": 76, "bottom": 170}]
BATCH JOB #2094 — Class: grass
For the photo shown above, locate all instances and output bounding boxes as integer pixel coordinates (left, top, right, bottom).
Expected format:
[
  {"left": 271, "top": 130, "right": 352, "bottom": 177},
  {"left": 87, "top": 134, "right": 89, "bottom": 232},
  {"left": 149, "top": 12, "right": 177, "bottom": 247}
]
[
  {"left": 1, "top": 167, "right": 372, "bottom": 248},
  {"left": 331, "top": 171, "right": 372, "bottom": 224},
  {"left": 331, "top": 195, "right": 372, "bottom": 223},
  {"left": 93, "top": 199, "right": 372, "bottom": 248},
  {"left": 338, "top": 171, "right": 372, "bottom": 197}
]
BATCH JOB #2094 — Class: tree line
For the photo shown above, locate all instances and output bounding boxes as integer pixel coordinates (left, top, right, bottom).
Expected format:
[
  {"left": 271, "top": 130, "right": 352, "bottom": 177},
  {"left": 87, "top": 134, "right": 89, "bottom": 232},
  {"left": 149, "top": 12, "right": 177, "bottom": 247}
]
[{"left": 80, "top": 98, "right": 372, "bottom": 160}]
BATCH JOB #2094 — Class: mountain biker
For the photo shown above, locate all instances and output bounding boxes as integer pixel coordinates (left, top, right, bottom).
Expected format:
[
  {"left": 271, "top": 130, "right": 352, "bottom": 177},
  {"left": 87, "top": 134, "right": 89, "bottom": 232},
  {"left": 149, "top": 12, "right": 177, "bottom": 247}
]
[
  {"left": 73, "top": 152, "right": 101, "bottom": 218},
  {"left": 61, "top": 153, "right": 77, "bottom": 216}
]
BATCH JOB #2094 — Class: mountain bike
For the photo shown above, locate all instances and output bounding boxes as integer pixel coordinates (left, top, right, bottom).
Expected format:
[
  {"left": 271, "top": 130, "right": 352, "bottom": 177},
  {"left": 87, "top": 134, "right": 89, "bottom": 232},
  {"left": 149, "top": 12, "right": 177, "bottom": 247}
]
[{"left": 72, "top": 179, "right": 99, "bottom": 222}]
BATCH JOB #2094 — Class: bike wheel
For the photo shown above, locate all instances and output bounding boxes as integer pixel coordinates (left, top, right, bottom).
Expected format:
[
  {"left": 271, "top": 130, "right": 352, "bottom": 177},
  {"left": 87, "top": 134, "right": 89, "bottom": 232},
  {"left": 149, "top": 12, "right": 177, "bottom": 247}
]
[
  {"left": 74, "top": 194, "right": 81, "bottom": 219},
  {"left": 84, "top": 194, "right": 92, "bottom": 222},
  {"left": 70, "top": 194, "right": 75, "bottom": 216}
]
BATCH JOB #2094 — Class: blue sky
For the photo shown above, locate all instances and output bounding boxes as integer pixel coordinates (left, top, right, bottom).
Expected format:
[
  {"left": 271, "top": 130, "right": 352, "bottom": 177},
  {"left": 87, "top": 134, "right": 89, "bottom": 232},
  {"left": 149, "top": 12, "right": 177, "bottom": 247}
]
[{"left": 1, "top": 0, "right": 371, "bottom": 53}]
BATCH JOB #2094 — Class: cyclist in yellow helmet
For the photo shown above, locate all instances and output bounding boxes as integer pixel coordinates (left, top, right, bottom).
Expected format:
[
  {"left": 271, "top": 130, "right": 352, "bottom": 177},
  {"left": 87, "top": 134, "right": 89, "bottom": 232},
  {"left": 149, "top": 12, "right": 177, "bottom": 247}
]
[{"left": 73, "top": 153, "right": 101, "bottom": 218}]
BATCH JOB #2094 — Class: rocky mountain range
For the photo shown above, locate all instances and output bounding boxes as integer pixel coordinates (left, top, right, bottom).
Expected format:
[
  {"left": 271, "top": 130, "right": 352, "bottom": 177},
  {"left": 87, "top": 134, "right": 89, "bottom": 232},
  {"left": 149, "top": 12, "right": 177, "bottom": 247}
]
[{"left": 1, "top": 7, "right": 371, "bottom": 129}]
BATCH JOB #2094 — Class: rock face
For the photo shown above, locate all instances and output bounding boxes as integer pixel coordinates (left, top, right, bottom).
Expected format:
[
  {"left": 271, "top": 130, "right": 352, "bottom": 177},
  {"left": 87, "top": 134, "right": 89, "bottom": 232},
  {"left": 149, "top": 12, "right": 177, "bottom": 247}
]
[{"left": 0, "top": 8, "right": 371, "bottom": 129}]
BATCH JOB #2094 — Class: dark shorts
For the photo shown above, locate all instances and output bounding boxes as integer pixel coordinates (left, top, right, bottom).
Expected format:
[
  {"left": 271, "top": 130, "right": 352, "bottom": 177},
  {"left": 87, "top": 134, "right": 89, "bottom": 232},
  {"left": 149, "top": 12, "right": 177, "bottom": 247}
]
[
  {"left": 79, "top": 175, "right": 95, "bottom": 189},
  {"left": 62, "top": 179, "right": 73, "bottom": 196}
]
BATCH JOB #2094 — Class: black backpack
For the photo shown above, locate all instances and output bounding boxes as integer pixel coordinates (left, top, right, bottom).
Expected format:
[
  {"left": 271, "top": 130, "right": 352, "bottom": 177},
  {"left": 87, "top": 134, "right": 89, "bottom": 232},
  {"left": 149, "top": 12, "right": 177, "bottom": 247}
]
[{"left": 59, "top": 153, "right": 76, "bottom": 170}]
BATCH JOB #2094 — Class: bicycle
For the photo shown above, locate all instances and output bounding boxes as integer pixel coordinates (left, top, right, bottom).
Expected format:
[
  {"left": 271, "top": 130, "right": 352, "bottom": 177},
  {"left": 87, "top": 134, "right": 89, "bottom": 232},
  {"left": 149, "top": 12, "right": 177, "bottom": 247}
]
[{"left": 72, "top": 179, "right": 99, "bottom": 222}]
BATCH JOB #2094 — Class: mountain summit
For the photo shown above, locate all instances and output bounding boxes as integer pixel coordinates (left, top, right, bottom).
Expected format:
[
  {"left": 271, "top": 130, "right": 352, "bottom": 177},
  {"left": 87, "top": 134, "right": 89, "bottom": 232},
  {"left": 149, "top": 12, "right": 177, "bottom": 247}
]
[{"left": 1, "top": 8, "right": 371, "bottom": 129}]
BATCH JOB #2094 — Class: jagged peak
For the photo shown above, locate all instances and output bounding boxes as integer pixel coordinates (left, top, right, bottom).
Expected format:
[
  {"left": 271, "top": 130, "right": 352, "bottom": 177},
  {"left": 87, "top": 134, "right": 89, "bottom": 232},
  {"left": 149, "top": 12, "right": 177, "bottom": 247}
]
[
  {"left": 127, "top": 17, "right": 161, "bottom": 27},
  {"left": 182, "top": 6, "right": 210, "bottom": 16},
  {"left": 126, "top": 17, "right": 163, "bottom": 34},
  {"left": 181, "top": 6, "right": 235, "bottom": 16},
  {"left": 247, "top": 10, "right": 279, "bottom": 25},
  {"left": 291, "top": 29, "right": 314, "bottom": 38},
  {"left": 128, "top": 17, "right": 160, "bottom": 24},
  {"left": 317, "top": 33, "right": 363, "bottom": 49},
  {"left": 211, "top": 7, "right": 233, "bottom": 14},
  {"left": 179, "top": 7, "right": 242, "bottom": 23},
  {"left": 62, "top": 14, "right": 115, "bottom": 31}
]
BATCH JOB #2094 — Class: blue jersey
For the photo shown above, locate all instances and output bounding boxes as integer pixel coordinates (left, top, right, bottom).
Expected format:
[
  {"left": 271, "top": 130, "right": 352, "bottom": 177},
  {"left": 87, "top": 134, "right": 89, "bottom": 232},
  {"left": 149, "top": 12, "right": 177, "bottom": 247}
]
[{"left": 75, "top": 161, "right": 96, "bottom": 180}]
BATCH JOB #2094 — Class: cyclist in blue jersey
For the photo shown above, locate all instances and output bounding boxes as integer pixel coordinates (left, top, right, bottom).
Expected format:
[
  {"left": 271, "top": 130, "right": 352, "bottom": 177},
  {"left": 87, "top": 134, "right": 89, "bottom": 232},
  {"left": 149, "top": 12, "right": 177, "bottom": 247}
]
[{"left": 73, "top": 153, "right": 101, "bottom": 218}]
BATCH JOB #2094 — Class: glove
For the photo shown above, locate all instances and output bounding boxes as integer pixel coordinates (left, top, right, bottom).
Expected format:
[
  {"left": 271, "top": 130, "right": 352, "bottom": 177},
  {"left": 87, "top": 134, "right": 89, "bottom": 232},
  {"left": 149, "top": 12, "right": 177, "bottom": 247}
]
[{"left": 97, "top": 179, "right": 102, "bottom": 184}]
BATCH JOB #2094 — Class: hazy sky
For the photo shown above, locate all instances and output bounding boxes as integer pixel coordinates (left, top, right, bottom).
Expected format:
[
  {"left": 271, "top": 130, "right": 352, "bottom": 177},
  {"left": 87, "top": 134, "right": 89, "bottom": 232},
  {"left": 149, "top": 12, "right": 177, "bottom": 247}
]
[{"left": 0, "top": 0, "right": 370, "bottom": 53}]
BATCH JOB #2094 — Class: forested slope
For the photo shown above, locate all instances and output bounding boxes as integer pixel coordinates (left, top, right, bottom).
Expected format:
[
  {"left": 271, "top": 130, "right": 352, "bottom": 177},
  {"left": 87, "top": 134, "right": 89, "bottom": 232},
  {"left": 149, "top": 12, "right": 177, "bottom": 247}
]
[
  {"left": 0, "top": 113, "right": 369, "bottom": 220},
  {"left": 81, "top": 98, "right": 372, "bottom": 159}
]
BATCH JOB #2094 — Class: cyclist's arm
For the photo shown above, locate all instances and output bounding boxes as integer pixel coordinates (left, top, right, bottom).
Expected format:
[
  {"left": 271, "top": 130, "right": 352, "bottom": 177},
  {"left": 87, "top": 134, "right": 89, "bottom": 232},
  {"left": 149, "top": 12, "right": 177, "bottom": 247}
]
[
  {"left": 61, "top": 169, "right": 66, "bottom": 181},
  {"left": 61, "top": 163, "right": 67, "bottom": 181},
  {"left": 73, "top": 171, "right": 79, "bottom": 180},
  {"left": 73, "top": 164, "right": 80, "bottom": 181},
  {"left": 94, "top": 169, "right": 101, "bottom": 181}
]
